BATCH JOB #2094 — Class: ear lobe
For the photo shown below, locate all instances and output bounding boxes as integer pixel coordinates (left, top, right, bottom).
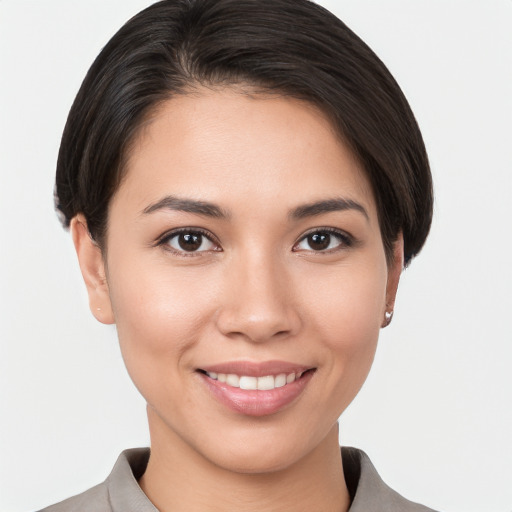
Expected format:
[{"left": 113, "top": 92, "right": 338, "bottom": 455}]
[
  {"left": 382, "top": 233, "right": 404, "bottom": 328},
  {"left": 70, "top": 215, "right": 115, "bottom": 325}
]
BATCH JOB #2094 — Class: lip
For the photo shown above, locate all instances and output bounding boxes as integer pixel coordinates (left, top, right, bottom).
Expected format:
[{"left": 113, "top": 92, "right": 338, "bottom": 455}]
[
  {"left": 197, "top": 360, "right": 316, "bottom": 417},
  {"left": 199, "top": 360, "right": 312, "bottom": 377}
]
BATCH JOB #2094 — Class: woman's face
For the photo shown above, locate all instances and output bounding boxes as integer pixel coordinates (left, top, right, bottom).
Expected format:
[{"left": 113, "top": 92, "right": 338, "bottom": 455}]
[{"left": 76, "top": 88, "right": 401, "bottom": 473}]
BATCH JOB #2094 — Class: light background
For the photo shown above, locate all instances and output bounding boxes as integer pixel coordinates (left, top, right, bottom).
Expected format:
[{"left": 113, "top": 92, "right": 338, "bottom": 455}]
[{"left": 1, "top": 1, "right": 511, "bottom": 511}]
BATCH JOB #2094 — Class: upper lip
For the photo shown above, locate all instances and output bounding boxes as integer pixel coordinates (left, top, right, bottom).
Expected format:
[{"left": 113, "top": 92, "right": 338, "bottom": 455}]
[{"left": 198, "top": 360, "right": 314, "bottom": 377}]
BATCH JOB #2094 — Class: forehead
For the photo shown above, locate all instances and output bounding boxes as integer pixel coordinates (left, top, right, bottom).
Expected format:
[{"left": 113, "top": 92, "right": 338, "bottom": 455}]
[{"left": 116, "top": 88, "right": 376, "bottom": 218}]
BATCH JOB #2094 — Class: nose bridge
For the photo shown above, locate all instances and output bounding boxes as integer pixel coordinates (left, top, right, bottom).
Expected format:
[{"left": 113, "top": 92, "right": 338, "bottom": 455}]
[{"left": 216, "top": 247, "right": 300, "bottom": 342}]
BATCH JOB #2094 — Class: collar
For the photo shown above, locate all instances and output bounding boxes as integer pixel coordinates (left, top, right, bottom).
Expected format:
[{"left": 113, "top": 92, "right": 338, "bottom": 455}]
[
  {"left": 341, "top": 447, "right": 436, "bottom": 511},
  {"left": 106, "top": 448, "right": 157, "bottom": 512},
  {"left": 106, "top": 447, "right": 434, "bottom": 512}
]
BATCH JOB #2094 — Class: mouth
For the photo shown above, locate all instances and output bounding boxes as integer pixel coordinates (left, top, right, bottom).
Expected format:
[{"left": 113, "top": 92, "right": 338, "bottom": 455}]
[
  {"left": 197, "top": 368, "right": 314, "bottom": 390},
  {"left": 196, "top": 362, "right": 316, "bottom": 417}
]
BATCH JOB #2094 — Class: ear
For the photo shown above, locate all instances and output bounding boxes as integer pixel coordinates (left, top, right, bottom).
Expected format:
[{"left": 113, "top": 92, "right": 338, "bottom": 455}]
[
  {"left": 382, "top": 232, "right": 404, "bottom": 328},
  {"left": 70, "top": 215, "right": 115, "bottom": 324}
]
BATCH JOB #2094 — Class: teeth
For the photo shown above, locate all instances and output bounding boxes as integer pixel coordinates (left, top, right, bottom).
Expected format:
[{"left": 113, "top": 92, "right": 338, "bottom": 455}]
[
  {"left": 257, "top": 375, "right": 274, "bottom": 390},
  {"left": 275, "top": 374, "right": 287, "bottom": 388},
  {"left": 205, "top": 370, "right": 307, "bottom": 390},
  {"left": 226, "top": 374, "right": 240, "bottom": 387},
  {"left": 239, "top": 376, "right": 258, "bottom": 390}
]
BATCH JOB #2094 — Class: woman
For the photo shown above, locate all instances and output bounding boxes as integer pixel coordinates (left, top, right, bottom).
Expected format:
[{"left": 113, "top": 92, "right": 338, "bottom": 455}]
[{"left": 40, "top": 0, "right": 436, "bottom": 510}]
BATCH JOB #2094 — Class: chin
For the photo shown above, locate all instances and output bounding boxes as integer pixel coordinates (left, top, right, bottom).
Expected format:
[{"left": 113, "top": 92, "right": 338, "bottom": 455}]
[
  {"left": 207, "top": 442, "right": 304, "bottom": 475},
  {"left": 195, "top": 419, "right": 335, "bottom": 476}
]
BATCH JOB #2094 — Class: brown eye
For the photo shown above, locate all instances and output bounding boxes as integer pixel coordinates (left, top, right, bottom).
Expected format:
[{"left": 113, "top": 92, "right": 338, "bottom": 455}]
[
  {"left": 165, "top": 230, "right": 218, "bottom": 253},
  {"left": 178, "top": 233, "right": 202, "bottom": 251},
  {"left": 307, "top": 233, "right": 331, "bottom": 251},
  {"left": 294, "top": 229, "right": 351, "bottom": 253}
]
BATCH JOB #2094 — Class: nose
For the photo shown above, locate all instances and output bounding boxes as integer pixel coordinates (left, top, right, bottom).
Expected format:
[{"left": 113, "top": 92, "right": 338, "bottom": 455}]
[{"left": 215, "top": 252, "right": 301, "bottom": 343}]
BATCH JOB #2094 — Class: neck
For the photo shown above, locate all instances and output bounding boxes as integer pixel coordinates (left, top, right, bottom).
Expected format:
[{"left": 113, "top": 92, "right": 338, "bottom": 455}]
[{"left": 139, "top": 407, "right": 350, "bottom": 512}]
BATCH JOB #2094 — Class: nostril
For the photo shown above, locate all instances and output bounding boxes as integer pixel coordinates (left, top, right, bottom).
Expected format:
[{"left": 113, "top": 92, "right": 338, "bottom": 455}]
[{"left": 214, "top": 284, "right": 301, "bottom": 343}]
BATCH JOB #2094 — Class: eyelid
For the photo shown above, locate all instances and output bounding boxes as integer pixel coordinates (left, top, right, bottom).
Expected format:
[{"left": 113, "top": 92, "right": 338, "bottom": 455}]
[
  {"left": 155, "top": 227, "right": 222, "bottom": 255},
  {"left": 292, "top": 227, "right": 355, "bottom": 252}
]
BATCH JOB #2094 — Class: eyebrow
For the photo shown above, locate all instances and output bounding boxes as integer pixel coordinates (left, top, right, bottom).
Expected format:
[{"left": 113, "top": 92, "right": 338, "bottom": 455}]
[
  {"left": 141, "top": 195, "right": 368, "bottom": 221},
  {"left": 290, "top": 198, "right": 369, "bottom": 221},
  {"left": 142, "top": 195, "right": 230, "bottom": 219}
]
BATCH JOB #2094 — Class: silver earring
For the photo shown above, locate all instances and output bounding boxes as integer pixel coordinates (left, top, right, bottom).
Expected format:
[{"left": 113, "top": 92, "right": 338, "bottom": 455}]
[{"left": 383, "top": 310, "right": 394, "bottom": 327}]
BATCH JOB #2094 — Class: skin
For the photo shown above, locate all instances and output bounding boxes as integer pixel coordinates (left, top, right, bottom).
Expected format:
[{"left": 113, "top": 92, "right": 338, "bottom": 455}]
[{"left": 72, "top": 88, "right": 403, "bottom": 512}]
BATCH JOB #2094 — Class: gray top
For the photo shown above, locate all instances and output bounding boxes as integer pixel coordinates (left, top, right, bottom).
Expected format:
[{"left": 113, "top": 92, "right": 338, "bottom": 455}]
[{"left": 38, "top": 447, "right": 438, "bottom": 512}]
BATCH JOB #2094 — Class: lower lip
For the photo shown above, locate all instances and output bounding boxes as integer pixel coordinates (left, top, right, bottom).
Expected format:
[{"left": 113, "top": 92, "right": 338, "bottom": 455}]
[{"left": 199, "top": 371, "right": 315, "bottom": 417}]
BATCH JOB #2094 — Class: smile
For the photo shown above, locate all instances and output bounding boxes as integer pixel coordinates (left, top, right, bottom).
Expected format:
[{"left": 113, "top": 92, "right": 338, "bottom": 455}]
[
  {"left": 197, "top": 362, "right": 316, "bottom": 416},
  {"left": 204, "top": 371, "right": 306, "bottom": 390}
]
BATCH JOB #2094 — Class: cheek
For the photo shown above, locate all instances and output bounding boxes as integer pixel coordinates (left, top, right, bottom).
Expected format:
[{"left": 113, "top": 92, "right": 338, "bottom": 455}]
[
  {"left": 305, "top": 259, "right": 387, "bottom": 339},
  {"left": 304, "top": 262, "right": 386, "bottom": 399},
  {"left": 106, "top": 259, "right": 219, "bottom": 391}
]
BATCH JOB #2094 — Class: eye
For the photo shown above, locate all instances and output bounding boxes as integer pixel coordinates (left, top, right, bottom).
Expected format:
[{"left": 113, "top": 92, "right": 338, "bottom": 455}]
[
  {"left": 160, "top": 229, "right": 220, "bottom": 254},
  {"left": 293, "top": 229, "right": 352, "bottom": 252}
]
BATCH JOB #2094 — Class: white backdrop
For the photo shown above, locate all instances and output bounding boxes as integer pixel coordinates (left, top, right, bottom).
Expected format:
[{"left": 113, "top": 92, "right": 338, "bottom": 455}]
[{"left": 1, "top": 1, "right": 511, "bottom": 511}]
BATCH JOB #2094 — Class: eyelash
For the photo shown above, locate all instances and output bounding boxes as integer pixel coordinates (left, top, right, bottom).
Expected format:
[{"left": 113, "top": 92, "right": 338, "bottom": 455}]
[
  {"left": 155, "top": 227, "right": 355, "bottom": 256},
  {"left": 292, "top": 227, "right": 355, "bottom": 254},
  {"left": 156, "top": 228, "right": 221, "bottom": 257}
]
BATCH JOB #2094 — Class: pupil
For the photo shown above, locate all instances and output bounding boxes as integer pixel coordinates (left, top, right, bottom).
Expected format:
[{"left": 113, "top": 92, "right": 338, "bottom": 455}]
[
  {"left": 178, "top": 233, "right": 202, "bottom": 251},
  {"left": 308, "top": 233, "right": 330, "bottom": 250}
]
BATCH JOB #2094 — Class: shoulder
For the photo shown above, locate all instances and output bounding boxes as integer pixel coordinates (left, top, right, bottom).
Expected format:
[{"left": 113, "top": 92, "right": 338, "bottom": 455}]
[
  {"left": 37, "top": 483, "right": 110, "bottom": 512},
  {"left": 36, "top": 448, "right": 154, "bottom": 512},
  {"left": 342, "top": 447, "right": 439, "bottom": 512}
]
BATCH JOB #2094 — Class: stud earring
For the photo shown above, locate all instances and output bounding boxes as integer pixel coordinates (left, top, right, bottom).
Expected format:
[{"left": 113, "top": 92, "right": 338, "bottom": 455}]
[{"left": 383, "top": 310, "right": 394, "bottom": 327}]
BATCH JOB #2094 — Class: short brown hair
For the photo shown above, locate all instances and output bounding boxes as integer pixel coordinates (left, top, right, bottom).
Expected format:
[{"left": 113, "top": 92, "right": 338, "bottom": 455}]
[{"left": 55, "top": 0, "right": 433, "bottom": 265}]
